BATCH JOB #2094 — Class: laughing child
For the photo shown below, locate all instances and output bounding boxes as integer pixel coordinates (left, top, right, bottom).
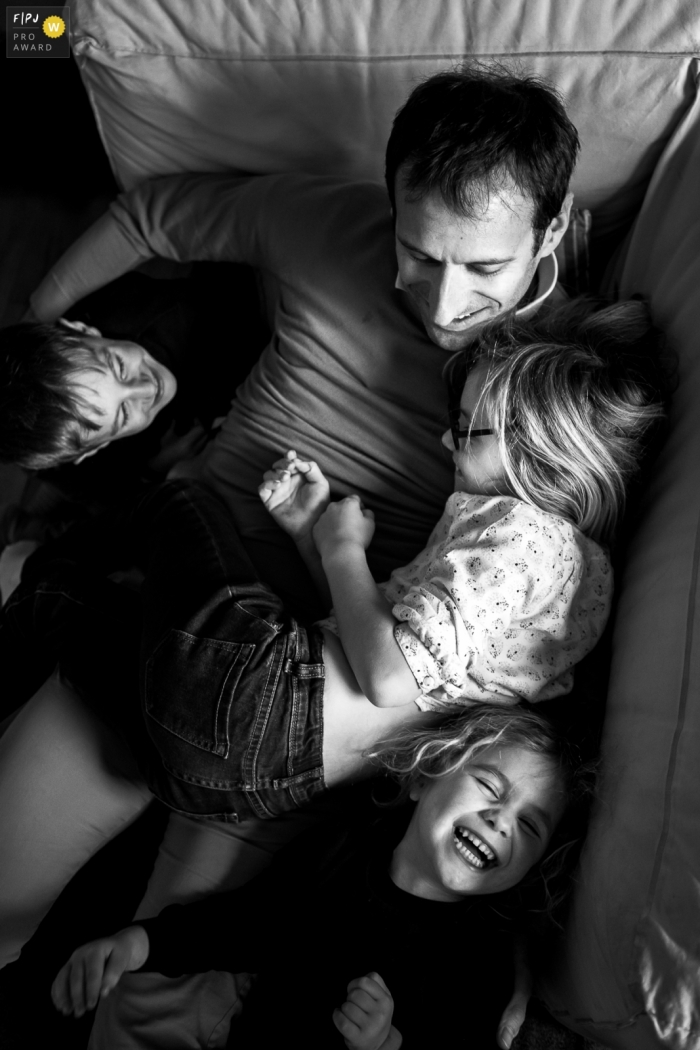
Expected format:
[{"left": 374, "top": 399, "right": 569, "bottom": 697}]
[{"left": 52, "top": 704, "right": 592, "bottom": 1050}]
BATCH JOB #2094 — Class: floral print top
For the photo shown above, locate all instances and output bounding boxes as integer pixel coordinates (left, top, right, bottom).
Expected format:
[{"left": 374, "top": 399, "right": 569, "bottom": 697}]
[{"left": 377, "top": 492, "right": 612, "bottom": 711}]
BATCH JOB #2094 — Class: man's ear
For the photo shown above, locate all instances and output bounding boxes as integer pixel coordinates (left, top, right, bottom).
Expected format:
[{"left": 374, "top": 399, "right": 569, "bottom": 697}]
[
  {"left": 58, "top": 318, "right": 102, "bottom": 338},
  {"left": 538, "top": 191, "right": 574, "bottom": 258},
  {"left": 72, "top": 442, "right": 108, "bottom": 465}
]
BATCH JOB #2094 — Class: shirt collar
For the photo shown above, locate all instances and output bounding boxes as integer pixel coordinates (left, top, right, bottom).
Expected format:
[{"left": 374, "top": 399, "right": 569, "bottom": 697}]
[{"left": 394, "top": 252, "right": 559, "bottom": 321}]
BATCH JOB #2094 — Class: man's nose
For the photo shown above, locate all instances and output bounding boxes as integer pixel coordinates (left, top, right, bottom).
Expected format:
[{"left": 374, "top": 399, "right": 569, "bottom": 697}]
[{"left": 429, "top": 264, "right": 473, "bottom": 327}]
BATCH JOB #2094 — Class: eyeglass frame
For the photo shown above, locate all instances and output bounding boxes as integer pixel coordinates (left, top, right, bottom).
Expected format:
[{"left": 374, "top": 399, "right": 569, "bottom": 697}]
[{"left": 448, "top": 397, "right": 494, "bottom": 451}]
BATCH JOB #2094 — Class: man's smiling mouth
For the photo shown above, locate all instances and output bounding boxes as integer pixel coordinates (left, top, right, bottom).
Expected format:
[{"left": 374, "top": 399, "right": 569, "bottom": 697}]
[{"left": 454, "top": 826, "right": 498, "bottom": 869}]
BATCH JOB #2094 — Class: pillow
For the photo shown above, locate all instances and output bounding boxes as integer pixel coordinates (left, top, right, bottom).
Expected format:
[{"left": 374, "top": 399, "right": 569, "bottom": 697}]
[
  {"left": 555, "top": 208, "right": 592, "bottom": 297},
  {"left": 71, "top": 0, "right": 700, "bottom": 237},
  {"left": 539, "top": 74, "right": 700, "bottom": 1049}
]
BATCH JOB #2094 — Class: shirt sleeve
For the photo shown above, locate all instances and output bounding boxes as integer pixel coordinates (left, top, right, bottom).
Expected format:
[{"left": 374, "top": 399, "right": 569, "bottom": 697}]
[
  {"left": 391, "top": 507, "right": 612, "bottom": 710},
  {"left": 31, "top": 172, "right": 323, "bottom": 319},
  {"left": 108, "top": 172, "right": 270, "bottom": 266},
  {"left": 138, "top": 818, "right": 365, "bottom": 976}
]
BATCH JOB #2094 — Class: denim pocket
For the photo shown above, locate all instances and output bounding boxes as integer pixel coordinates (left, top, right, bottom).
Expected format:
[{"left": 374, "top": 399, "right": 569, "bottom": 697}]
[{"left": 145, "top": 629, "right": 254, "bottom": 758}]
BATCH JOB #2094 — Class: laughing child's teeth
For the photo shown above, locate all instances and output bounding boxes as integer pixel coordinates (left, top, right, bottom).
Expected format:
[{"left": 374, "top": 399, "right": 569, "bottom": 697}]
[{"left": 454, "top": 827, "right": 497, "bottom": 867}]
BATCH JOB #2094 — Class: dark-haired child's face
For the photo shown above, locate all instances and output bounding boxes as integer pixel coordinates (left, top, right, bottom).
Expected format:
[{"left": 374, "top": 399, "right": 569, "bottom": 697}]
[
  {"left": 67, "top": 333, "right": 177, "bottom": 461},
  {"left": 390, "top": 745, "right": 566, "bottom": 901}
]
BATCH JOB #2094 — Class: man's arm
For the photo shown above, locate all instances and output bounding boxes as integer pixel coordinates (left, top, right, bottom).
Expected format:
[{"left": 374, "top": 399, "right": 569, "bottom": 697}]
[{"left": 29, "top": 172, "right": 268, "bottom": 321}]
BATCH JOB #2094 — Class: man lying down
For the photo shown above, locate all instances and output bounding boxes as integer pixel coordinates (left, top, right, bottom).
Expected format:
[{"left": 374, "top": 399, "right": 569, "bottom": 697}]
[{"left": 0, "top": 65, "right": 581, "bottom": 1049}]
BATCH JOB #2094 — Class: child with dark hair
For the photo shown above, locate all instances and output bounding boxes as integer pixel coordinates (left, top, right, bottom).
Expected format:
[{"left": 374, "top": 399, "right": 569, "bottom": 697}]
[
  {"left": 0, "top": 320, "right": 133, "bottom": 469},
  {"left": 0, "top": 267, "right": 268, "bottom": 550},
  {"left": 52, "top": 704, "right": 592, "bottom": 1050}
]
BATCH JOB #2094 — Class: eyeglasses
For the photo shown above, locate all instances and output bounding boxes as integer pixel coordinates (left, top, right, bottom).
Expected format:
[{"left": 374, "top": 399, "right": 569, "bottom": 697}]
[{"left": 448, "top": 402, "right": 493, "bottom": 451}]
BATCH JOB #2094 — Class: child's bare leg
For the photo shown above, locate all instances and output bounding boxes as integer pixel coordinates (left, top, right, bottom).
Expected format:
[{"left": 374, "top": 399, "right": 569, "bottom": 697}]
[{"left": 0, "top": 672, "right": 152, "bottom": 968}]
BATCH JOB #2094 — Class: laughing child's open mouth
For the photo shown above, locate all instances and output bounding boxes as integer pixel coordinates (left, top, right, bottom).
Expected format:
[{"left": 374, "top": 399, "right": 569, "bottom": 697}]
[{"left": 454, "top": 826, "right": 497, "bottom": 869}]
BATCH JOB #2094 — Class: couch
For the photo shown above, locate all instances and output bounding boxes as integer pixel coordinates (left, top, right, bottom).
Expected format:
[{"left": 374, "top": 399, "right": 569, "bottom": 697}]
[{"left": 67, "top": 1, "right": 700, "bottom": 1045}]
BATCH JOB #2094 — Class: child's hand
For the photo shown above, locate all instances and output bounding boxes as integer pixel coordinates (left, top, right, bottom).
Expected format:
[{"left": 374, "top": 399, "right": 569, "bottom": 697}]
[
  {"left": 258, "top": 450, "right": 331, "bottom": 541},
  {"left": 313, "top": 495, "right": 375, "bottom": 559},
  {"left": 497, "top": 934, "right": 532, "bottom": 1049},
  {"left": 51, "top": 925, "right": 150, "bottom": 1019},
  {"left": 333, "top": 972, "right": 402, "bottom": 1050}
]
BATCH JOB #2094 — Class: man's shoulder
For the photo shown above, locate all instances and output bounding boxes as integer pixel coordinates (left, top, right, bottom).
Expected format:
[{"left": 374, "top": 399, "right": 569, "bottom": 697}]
[
  {"left": 252, "top": 171, "right": 387, "bottom": 212},
  {"left": 253, "top": 173, "right": 394, "bottom": 275}
]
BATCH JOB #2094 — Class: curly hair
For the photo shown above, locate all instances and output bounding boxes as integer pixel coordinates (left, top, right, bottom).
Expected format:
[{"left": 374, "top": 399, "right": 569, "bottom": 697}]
[
  {"left": 444, "top": 298, "right": 671, "bottom": 545},
  {"left": 367, "top": 703, "right": 596, "bottom": 922}
]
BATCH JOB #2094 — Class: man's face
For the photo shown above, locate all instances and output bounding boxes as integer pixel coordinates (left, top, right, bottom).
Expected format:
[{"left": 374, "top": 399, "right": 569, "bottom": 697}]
[
  {"left": 394, "top": 171, "right": 570, "bottom": 351},
  {"left": 65, "top": 324, "right": 177, "bottom": 461}
]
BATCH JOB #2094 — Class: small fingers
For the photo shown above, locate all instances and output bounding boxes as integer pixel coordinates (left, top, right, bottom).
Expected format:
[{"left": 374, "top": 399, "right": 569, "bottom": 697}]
[
  {"left": 271, "top": 449, "right": 297, "bottom": 469},
  {"left": 332, "top": 1005, "right": 360, "bottom": 1041},
  {"left": 100, "top": 947, "right": 130, "bottom": 1000},
  {"left": 348, "top": 971, "right": 391, "bottom": 999},
  {"left": 345, "top": 988, "right": 378, "bottom": 1014},
  {"left": 271, "top": 450, "right": 313, "bottom": 474},
  {"left": 83, "top": 952, "right": 112, "bottom": 1013},
  {"left": 497, "top": 992, "right": 529, "bottom": 1049},
  {"left": 70, "top": 954, "right": 95, "bottom": 1017},
  {"left": 51, "top": 963, "right": 73, "bottom": 1015},
  {"left": 340, "top": 1000, "right": 370, "bottom": 1027},
  {"left": 262, "top": 467, "right": 291, "bottom": 483},
  {"left": 258, "top": 481, "right": 276, "bottom": 503}
]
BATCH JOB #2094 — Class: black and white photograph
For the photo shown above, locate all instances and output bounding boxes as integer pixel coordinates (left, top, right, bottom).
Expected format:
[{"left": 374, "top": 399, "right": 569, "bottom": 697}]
[{"left": 0, "top": 3, "right": 699, "bottom": 1048}]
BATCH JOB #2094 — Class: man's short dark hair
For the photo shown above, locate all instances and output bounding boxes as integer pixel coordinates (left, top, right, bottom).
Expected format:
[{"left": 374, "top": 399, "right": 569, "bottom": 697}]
[
  {"left": 0, "top": 322, "right": 102, "bottom": 470},
  {"left": 385, "top": 65, "right": 580, "bottom": 250}
]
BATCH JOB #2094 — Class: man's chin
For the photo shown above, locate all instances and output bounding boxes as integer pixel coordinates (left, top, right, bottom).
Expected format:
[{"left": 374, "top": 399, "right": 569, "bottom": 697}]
[{"left": 423, "top": 319, "right": 489, "bottom": 352}]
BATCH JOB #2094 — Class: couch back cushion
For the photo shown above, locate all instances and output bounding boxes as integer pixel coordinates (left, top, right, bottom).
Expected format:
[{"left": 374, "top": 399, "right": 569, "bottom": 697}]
[
  {"left": 72, "top": 0, "right": 700, "bottom": 237},
  {"left": 538, "top": 79, "right": 700, "bottom": 1049}
]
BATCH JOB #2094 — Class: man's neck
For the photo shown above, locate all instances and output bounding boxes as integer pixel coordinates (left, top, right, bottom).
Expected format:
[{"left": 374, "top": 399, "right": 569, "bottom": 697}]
[{"left": 516, "top": 272, "right": 539, "bottom": 311}]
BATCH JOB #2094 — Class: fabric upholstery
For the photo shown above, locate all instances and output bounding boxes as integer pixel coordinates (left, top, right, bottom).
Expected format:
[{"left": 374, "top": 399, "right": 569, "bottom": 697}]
[
  {"left": 538, "top": 79, "right": 700, "bottom": 1050},
  {"left": 71, "top": 0, "right": 700, "bottom": 235}
]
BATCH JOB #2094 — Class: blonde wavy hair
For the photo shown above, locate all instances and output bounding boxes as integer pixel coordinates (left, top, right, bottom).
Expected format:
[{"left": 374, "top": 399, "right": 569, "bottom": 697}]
[
  {"left": 444, "top": 298, "right": 671, "bottom": 546},
  {"left": 367, "top": 704, "right": 595, "bottom": 920}
]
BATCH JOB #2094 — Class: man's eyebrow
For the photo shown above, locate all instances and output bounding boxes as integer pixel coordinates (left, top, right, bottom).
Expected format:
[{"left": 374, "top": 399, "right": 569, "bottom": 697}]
[{"left": 396, "top": 235, "right": 515, "bottom": 266}]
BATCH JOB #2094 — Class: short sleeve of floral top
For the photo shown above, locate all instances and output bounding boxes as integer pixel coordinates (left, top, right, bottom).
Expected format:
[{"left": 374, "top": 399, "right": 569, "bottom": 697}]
[{"left": 377, "top": 493, "right": 612, "bottom": 712}]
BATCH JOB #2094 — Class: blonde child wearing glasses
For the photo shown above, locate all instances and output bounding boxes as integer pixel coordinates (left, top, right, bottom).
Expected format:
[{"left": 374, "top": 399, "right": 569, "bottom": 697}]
[{"left": 260, "top": 298, "right": 667, "bottom": 712}]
